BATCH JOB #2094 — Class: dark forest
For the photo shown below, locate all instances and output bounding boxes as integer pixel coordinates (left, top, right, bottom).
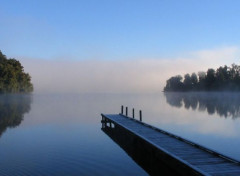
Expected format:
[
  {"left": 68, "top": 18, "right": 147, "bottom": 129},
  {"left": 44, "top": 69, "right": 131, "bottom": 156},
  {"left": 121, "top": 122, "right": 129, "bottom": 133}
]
[{"left": 164, "top": 64, "right": 240, "bottom": 91}]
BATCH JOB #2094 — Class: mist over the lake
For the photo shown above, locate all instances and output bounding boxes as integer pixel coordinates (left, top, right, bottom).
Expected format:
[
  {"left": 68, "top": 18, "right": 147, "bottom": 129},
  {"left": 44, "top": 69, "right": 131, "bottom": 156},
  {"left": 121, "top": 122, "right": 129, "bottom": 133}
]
[{"left": 21, "top": 47, "right": 239, "bottom": 94}]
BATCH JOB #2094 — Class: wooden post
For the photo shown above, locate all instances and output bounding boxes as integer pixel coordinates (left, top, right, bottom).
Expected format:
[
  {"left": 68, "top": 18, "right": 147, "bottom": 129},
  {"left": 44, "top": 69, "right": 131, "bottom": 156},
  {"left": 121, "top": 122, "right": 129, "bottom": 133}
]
[
  {"left": 139, "top": 110, "right": 142, "bottom": 121},
  {"left": 132, "top": 108, "right": 135, "bottom": 118},
  {"left": 126, "top": 107, "right": 128, "bottom": 116},
  {"left": 121, "top": 105, "right": 124, "bottom": 114}
]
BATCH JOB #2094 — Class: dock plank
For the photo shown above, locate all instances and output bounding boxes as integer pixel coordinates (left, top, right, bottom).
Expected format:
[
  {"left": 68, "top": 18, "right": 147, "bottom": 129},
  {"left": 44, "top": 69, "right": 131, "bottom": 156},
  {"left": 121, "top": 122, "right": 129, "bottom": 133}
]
[{"left": 101, "top": 114, "right": 240, "bottom": 176}]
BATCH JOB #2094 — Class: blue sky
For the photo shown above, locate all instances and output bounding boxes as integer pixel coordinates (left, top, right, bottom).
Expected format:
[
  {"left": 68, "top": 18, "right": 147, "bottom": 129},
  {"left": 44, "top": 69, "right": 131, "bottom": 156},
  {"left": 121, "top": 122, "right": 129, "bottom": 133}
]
[{"left": 1, "top": 0, "right": 240, "bottom": 60}]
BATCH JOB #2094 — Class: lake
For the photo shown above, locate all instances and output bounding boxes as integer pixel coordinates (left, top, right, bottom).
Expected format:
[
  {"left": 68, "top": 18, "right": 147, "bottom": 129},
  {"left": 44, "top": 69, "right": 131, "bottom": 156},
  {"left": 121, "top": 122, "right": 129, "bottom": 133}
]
[{"left": 1, "top": 92, "right": 240, "bottom": 175}]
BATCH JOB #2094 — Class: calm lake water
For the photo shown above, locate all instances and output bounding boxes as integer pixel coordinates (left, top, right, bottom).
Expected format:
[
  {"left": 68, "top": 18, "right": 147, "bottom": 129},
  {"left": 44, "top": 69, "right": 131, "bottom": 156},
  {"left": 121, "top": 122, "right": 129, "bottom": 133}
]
[{"left": 1, "top": 92, "right": 240, "bottom": 175}]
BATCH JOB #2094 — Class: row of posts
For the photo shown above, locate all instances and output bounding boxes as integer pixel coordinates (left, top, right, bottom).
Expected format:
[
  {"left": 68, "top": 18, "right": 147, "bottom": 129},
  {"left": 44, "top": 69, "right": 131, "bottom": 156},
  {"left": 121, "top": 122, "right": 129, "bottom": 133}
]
[{"left": 121, "top": 105, "right": 142, "bottom": 122}]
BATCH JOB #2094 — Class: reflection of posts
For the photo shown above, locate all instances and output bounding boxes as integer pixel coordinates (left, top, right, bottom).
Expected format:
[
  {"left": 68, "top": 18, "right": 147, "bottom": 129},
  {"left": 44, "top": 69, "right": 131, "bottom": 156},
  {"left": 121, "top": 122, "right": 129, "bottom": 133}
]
[
  {"left": 101, "top": 120, "right": 180, "bottom": 176},
  {"left": 0, "top": 94, "right": 32, "bottom": 137}
]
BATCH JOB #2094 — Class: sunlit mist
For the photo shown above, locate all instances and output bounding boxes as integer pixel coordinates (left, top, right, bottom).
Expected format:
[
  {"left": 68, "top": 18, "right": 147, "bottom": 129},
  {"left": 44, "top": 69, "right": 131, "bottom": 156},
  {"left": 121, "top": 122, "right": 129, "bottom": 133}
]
[{"left": 21, "top": 47, "right": 239, "bottom": 93}]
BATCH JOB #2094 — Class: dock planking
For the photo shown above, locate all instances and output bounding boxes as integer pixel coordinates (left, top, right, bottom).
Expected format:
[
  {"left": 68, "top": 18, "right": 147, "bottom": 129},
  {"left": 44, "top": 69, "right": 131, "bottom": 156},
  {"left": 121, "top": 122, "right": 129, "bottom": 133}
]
[{"left": 101, "top": 113, "right": 240, "bottom": 176}]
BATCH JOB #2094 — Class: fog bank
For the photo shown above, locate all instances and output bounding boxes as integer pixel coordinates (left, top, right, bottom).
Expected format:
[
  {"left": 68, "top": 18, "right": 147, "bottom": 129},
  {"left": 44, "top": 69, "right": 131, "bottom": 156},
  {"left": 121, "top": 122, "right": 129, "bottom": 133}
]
[{"left": 21, "top": 47, "right": 239, "bottom": 93}]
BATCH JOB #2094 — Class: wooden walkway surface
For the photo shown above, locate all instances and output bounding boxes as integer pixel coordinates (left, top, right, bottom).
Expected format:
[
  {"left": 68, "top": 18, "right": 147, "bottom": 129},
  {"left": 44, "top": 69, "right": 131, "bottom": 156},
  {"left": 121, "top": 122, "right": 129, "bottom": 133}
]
[{"left": 101, "top": 113, "right": 240, "bottom": 176}]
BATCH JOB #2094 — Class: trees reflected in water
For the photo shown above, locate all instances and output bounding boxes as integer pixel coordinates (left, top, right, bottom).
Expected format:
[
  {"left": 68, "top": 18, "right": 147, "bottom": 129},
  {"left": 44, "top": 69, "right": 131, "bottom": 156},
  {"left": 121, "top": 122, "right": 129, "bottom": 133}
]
[
  {"left": 164, "top": 92, "right": 240, "bottom": 119},
  {"left": 0, "top": 94, "right": 32, "bottom": 136}
]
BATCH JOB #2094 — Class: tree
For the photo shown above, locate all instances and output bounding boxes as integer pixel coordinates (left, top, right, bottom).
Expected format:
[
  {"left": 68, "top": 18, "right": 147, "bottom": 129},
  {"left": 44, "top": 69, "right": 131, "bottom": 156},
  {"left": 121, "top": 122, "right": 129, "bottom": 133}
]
[
  {"left": 198, "top": 71, "right": 206, "bottom": 81},
  {"left": 191, "top": 73, "right": 198, "bottom": 86},
  {"left": 205, "top": 69, "right": 216, "bottom": 90},
  {"left": 164, "top": 63, "right": 240, "bottom": 92},
  {"left": 164, "top": 75, "right": 184, "bottom": 91},
  {"left": 0, "top": 50, "right": 33, "bottom": 93},
  {"left": 183, "top": 74, "right": 192, "bottom": 90}
]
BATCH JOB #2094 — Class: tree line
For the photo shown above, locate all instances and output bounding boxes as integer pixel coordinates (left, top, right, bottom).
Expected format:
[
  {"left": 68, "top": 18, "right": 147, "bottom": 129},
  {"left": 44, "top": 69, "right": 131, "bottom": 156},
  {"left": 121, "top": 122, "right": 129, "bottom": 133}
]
[
  {"left": 0, "top": 50, "right": 33, "bottom": 93},
  {"left": 164, "top": 64, "right": 240, "bottom": 91}
]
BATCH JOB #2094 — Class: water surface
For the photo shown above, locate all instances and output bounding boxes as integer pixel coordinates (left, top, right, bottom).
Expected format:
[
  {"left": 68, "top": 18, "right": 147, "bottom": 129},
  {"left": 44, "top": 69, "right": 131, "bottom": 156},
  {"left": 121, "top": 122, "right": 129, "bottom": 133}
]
[{"left": 1, "top": 92, "right": 240, "bottom": 175}]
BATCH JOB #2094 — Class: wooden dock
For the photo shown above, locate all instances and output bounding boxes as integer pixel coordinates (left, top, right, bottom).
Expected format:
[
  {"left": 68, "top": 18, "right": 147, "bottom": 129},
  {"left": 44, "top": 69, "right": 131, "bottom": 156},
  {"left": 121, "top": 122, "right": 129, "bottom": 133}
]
[{"left": 101, "top": 112, "right": 240, "bottom": 176}]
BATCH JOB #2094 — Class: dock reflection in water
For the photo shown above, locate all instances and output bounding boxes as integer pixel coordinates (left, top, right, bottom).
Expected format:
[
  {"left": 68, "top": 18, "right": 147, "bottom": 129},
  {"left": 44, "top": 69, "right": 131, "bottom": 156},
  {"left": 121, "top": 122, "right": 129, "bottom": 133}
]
[{"left": 101, "top": 119, "right": 181, "bottom": 176}]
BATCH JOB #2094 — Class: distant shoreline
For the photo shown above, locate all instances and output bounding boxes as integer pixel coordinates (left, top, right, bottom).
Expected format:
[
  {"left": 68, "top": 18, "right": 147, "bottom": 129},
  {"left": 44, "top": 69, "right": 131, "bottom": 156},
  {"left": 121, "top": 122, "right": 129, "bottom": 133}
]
[{"left": 164, "top": 63, "right": 240, "bottom": 92}]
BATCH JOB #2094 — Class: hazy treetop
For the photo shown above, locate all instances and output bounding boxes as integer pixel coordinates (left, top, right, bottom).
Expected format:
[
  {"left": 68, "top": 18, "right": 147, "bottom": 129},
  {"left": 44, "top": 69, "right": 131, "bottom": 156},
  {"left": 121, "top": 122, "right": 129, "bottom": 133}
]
[
  {"left": 164, "top": 64, "right": 240, "bottom": 92},
  {"left": 0, "top": 50, "right": 33, "bottom": 93}
]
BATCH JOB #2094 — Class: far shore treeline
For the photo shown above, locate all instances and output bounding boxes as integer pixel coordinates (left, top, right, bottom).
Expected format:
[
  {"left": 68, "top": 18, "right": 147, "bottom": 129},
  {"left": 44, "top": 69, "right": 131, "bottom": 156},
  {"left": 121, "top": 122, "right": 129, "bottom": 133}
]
[
  {"left": 0, "top": 50, "right": 33, "bottom": 93},
  {"left": 164, "top": 64, "right": 240, "bottom": 92}
]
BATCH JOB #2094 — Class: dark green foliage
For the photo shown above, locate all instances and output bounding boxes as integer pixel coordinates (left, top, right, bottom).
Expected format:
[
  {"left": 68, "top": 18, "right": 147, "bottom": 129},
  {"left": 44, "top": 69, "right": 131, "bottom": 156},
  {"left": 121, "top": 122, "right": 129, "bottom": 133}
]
[
  {"left": 190, "top": 73, "right": 198, "bottom": 86},
  {"left": 164, "top": 75, "right": 184, "bottom": 91},
  {"left": 0, "top": 50, "right": 33, "bottom": 93},
  {"left": 183, "top": 74, "right": 192, "bottom": 91},
  {"left": 164, "top": 64, "right": 240, "bottom": 92}
]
